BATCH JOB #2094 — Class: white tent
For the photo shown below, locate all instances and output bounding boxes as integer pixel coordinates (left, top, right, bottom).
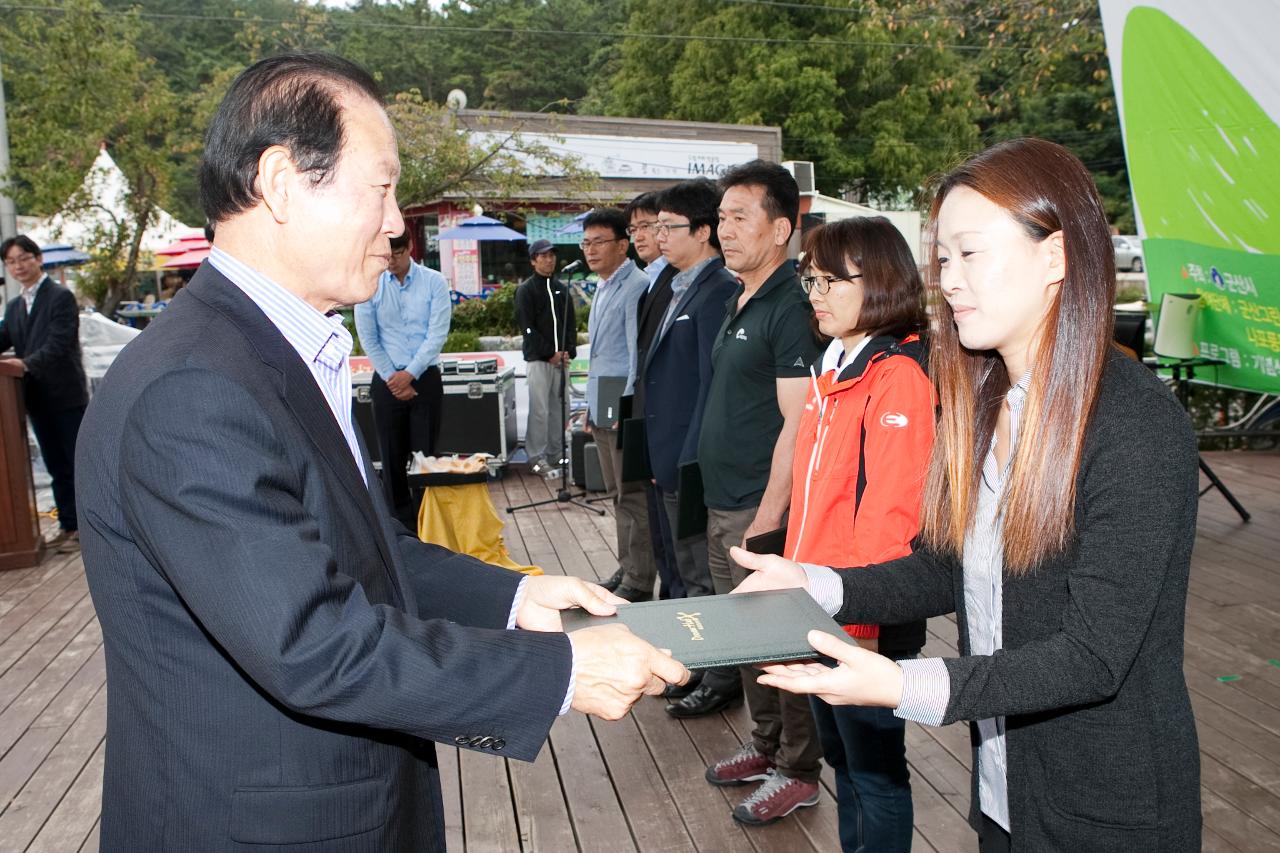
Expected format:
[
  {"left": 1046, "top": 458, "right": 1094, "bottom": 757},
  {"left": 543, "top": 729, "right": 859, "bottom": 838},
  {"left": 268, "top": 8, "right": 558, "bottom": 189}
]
[{"left": 18, "top": 146, "right": 191, "bottom": 254}]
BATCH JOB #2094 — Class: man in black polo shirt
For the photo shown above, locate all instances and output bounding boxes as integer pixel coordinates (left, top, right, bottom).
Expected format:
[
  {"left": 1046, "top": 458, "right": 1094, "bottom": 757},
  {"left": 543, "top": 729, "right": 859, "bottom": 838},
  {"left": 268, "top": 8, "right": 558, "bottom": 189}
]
[{"left": 674, "top": 161, "right": 824, "bottom": 827}]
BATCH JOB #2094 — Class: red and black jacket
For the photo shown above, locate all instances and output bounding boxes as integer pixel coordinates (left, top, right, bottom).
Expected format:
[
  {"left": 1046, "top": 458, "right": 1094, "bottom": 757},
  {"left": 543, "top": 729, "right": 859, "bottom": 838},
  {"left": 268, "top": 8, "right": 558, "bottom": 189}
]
[{"left": 784, "top": 333, "right": 935, "bottom": 656}]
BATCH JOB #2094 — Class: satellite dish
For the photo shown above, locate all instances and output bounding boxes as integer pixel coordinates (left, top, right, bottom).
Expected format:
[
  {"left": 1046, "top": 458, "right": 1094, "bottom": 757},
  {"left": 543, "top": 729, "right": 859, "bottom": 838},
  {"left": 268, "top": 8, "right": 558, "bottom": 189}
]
[{"left": 446, "top": 89, "right": 468, "bottom": 111}]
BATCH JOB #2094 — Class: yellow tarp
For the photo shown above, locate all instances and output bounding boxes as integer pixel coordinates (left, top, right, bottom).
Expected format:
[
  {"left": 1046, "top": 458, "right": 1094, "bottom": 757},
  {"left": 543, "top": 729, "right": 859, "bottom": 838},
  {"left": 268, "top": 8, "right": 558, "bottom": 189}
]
[{"left": 417, "top": 482, "right": 541, "bottom": 576}]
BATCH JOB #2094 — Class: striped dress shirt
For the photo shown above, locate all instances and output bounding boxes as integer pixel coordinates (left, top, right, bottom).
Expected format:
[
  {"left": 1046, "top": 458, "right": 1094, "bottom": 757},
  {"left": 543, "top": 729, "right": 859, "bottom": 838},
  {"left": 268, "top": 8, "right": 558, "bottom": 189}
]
[
  {"left": 209, "top": 248, "right": 367, "bottom": 485},
  {"left": 205, "top": 249, "right": 570, "bottom": 711}
]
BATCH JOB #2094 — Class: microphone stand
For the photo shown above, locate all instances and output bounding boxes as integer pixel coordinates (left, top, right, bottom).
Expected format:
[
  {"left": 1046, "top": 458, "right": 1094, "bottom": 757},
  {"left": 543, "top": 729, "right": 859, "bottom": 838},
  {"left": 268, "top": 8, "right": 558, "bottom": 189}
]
[{"left": 507, "top": 263, "right": 606, "bottom": 517}]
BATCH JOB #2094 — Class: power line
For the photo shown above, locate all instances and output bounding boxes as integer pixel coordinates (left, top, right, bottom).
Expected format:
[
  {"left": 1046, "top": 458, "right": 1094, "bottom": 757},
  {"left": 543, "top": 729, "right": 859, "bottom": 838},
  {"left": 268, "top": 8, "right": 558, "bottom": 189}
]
[{"left": 0, "top": 3, "right": 1045, "bottom": 53}]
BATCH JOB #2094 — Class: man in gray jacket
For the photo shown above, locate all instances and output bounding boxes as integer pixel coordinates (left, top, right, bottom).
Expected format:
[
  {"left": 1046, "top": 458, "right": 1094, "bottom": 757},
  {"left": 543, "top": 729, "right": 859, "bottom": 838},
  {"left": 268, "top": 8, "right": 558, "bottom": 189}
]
[{"left": 582, "top": 208, "right": 653, "bottom": 602}]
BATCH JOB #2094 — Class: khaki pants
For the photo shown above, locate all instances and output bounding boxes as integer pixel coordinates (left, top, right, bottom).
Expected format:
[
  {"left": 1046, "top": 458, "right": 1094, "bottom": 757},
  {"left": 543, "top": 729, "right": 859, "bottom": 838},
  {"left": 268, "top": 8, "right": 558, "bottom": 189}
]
[
  {"left": 707, "top": 505, "right": 823, "bottom": 782},
  {"left": 593, "top": 427, "right": 657, "bottom": 592}
]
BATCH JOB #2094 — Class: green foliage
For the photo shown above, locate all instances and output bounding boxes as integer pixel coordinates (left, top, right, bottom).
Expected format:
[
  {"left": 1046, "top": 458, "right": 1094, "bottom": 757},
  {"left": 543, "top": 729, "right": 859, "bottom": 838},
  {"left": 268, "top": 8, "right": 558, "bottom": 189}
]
[
  {"left": 443, "top": 286, "right": 519, "bottom": 339},
  {"left": 1, "top": 0, "right": 184, "bottom": 314},
  {"left": 11, "top": 0, "right": 1139, "bottom": 271},
  {"left": 443, "top": 330, "right": 481, "bottom": 353},
  {"left": 447, "top": 298, "right": 490, "bottom": 335},
  {"left": 594, "top": 0, "right": 982, "bottom": 205},
  {"left": 591, "top": 0, "right": 1129, "bottom": 220},
  {"left": 387, "top": 91, "right": 601, "bottom": 209},
  {"left": 964, "top": 0, "right": 1133, "bottom": 230},
  {"left": 481, "top": 284, "right": 519, "bottom": 336}
]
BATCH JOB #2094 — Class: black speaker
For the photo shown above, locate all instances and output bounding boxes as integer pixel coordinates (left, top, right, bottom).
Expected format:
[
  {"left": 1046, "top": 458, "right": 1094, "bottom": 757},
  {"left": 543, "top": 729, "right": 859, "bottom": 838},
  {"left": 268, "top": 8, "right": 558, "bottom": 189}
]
[{"left": 570, "top": 428, "right": 589, "bottom": 487}]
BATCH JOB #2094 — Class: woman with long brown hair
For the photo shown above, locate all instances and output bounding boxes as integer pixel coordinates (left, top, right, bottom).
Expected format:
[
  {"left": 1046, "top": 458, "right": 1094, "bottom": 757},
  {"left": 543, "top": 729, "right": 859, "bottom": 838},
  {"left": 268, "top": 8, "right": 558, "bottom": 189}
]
[{"left": 731, "top": 138, "right": 1201, "bottom": 851}]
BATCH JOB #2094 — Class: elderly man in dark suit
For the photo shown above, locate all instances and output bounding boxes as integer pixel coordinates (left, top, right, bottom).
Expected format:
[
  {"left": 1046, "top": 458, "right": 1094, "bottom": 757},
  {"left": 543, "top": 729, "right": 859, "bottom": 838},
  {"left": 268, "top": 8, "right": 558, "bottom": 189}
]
[
  {"left": 1, "top": 235, "right": 89, "bottom": 552},
  {"left": 75, "top": 53, "right": 686, "bottom": 853}
]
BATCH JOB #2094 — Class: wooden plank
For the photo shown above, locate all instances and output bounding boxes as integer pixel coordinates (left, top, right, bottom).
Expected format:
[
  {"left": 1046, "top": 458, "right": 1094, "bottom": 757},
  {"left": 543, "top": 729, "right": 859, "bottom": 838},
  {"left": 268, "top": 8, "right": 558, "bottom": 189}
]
[
  {"left": 437, "top": 745, "right": 464, "bottom": 853},
  {"left": 904, "top": 759, "right": 979, "bottom": 853},
  {"left": 591, "top": 715, "right": 695, "bottom": 853},
  {"left": 552, "top": 714, "right": 637, "bottom": 853},
  {"left": 0, "top": 555, "right": 78, "bottom": 636},
  {"left": 0, "top": 647, "right": 104, "bottom": 815},
  {"left": 1201, "top": 786, "right": 1280, "bottom": 851},
  {"left": 1199, "top": 751, "right": 1280, "bottom": 839},
  {"left": 78, "top": 818, "right": 101, "bottom": 853},
  {"left": 504, "top": 477, "right": 640, "bottom": 852},
  {"left": 457, "top": 744, "right": 521, "bottom": 851},
  {"left": 508, "top": 741, "right": 578, "bottom": 853},
  {"left": 26, "top": 735, "right": 105, "bottom": 853},
  {"left": 0, "top": 562, "right": 46, "bottom": 601},
  {"left": 0, "top": 553, "right": 72, "bottom": 613},
  {"left": 0, "top": 619, "right": 102, "bottom": 758},
  {"left": 628, "top": 696, "right": 755, "bottom": 853},
  {"left": 0, "top": 684, "right": 106, "bottom": 849},
  {"left": 0, "top": 583, "right": 95, "bottom": 709}
]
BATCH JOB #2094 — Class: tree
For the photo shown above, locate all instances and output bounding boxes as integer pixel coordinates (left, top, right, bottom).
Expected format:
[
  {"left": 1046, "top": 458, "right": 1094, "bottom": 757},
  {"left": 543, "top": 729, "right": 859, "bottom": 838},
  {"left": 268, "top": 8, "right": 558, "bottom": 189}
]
[
  {"left": 387, "top": 91, "right": 603, "bottom": 210},
  {"left": 592, "top": 0, "right": 983, "bottom": 206},
  {"left": 958, "top": 0, "right": 1133, "bottom": 229},
  {"left": 1, "top": 0, "right": 185, "bottom": 315}
]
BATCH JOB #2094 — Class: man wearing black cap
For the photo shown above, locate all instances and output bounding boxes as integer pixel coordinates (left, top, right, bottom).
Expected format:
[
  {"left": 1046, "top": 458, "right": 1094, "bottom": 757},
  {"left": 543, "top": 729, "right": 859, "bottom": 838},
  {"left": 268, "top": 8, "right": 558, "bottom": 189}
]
[{"left": 515, "top": 239, "right": 575, "bottom": 477}]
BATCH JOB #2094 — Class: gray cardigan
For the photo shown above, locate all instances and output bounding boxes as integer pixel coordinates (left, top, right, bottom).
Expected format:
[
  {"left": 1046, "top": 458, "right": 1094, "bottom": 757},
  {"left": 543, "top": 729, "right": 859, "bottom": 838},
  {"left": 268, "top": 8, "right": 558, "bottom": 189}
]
[{"left": 834, "top": 350, "right": 1201, "bottom": 852}]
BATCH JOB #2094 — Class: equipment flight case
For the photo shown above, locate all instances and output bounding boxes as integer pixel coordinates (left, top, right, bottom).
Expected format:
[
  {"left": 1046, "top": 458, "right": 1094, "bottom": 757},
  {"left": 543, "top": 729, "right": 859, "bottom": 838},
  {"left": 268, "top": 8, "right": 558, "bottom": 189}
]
[{"left": 350, "top": 359, "right": 518, "bottom": 469}]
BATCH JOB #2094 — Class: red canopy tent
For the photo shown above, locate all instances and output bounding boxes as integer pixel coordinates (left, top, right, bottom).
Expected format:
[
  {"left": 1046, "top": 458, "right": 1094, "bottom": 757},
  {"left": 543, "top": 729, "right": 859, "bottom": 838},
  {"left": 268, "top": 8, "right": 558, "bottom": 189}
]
[{"left": 155, "top": 232, "right": 210, "bottom": 269}]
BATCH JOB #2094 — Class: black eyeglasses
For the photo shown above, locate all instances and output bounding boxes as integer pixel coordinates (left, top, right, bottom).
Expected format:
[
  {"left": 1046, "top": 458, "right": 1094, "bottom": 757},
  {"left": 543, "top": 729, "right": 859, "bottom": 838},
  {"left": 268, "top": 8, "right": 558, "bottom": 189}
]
[
  {"left": 800, "top": 274, "right": 862, "bottom": 295},
  {"left": 626, "top": 223, "right": 658, "bottom": 236},
  {"left": 579, "top": 238, "right": 624, "bottom": 249},
  {"left": 653, "top": 223, "right": 692, "bottom": 237}
]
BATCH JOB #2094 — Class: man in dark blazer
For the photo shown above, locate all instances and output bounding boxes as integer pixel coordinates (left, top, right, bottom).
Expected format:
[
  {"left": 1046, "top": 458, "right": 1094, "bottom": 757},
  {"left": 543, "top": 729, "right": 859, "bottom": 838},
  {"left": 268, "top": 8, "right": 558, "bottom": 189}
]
[
  {"left": 601, "top": 191, "right": 682, "bottom": 601},
  {"left": 75, "top": 53, "right": 685, "bottom": 853},
  {"left": 1, "top": 235, "right": 89, "bottom": 551},
  {"left": 642, "top": 179, "right": 738, "bottom": 625}
]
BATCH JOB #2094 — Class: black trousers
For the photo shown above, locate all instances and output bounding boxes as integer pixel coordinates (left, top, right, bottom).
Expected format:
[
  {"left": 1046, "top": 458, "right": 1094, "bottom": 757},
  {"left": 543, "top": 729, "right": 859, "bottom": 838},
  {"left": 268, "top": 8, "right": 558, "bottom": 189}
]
[
  {"left": 370, "top": 368, "right": 443, "bottom": 522},
  {"left": 28, "top": 404, "right": 86, "bottom": 532}
]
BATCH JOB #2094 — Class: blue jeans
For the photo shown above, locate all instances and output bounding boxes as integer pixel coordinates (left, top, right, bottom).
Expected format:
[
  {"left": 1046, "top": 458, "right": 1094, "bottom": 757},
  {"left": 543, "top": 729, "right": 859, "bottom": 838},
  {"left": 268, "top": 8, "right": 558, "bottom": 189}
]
[{"left": 811, "top": 691, "right": 913, "bottom": 853}]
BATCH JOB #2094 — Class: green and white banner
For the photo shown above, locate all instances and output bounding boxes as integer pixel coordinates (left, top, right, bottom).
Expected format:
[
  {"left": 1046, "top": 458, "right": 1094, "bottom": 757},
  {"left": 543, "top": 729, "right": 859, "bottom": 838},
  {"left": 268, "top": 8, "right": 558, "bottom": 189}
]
[{"left": 1101, "top": 1, "right": 1280, "bottom": 393}]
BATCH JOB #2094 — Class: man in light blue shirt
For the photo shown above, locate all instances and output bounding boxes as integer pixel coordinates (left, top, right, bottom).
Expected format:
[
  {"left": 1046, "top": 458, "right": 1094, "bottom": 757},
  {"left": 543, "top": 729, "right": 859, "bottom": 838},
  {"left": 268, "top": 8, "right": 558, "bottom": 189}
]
[
  {"left": 354, "top": 230, "right": 452, "bottom": 523},
  {"left": 582, "top": 208, "right": 652, "bottom": 603}
]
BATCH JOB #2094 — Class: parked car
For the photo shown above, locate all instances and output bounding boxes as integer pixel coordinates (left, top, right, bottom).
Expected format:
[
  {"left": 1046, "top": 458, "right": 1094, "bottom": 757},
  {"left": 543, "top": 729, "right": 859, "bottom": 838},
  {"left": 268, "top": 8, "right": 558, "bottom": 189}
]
[{"left": 1113, "top": 235, "right": 1144, "bottom": 272}]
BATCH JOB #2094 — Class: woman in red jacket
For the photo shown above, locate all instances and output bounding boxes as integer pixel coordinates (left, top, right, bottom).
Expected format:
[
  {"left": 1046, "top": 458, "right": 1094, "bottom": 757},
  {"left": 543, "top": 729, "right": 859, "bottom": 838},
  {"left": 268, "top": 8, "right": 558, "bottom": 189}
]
[{"left": 788, "top": 217, "right": 934, "bottom": 853}]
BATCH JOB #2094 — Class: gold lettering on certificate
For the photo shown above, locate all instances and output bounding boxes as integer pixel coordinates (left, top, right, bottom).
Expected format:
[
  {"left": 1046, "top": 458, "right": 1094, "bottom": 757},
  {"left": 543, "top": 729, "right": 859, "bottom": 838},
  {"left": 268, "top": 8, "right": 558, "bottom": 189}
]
[{"left": 677, "top": 612, "right": 705, "bottom": 642}]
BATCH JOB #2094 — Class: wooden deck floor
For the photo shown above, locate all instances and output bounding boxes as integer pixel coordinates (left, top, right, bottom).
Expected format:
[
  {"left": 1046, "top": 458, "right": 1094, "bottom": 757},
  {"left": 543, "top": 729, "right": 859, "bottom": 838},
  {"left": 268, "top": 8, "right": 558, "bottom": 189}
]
[{"left": 1, "top": 451, "right": 1278, "bottom": 852}]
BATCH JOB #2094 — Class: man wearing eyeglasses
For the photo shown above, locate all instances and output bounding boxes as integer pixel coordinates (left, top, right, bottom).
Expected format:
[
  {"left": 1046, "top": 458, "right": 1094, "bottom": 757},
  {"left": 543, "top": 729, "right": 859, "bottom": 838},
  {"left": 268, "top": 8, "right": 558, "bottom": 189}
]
[
  {"left": 1, "top": 235, "right": 89, "bottom": 552},
  {"left": 581, "top": 208, "right": 652, "bottom": 602},
  {"left": 600, "top": 192, "right": 685, "bottom": 602},
  {"left": 354, "top": 229, "right": 452, "bottom": 525}
]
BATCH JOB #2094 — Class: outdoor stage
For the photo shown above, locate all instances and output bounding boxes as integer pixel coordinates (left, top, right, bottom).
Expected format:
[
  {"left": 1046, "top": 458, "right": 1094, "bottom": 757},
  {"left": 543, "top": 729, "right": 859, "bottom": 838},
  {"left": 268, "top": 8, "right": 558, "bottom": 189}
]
[{"left": 0, "top": 452, "right": 1277, "bottom": 852}]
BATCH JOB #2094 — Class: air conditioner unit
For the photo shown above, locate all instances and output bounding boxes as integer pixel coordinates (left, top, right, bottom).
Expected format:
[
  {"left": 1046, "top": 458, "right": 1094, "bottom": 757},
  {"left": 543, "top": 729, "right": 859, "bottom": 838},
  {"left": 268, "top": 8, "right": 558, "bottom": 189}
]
[{"left": 782, "top": 160, "right": 816, "bottom": 193}]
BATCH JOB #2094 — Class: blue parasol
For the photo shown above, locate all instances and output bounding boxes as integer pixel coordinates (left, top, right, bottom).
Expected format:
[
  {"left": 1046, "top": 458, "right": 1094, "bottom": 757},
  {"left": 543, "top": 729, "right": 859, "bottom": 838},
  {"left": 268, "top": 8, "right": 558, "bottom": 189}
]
[
  {"left": 436, "top": 214, "right": 526, "bottom": 242},
  {"left": 40, "top": 243, "right": 90, "bottom": 269}
]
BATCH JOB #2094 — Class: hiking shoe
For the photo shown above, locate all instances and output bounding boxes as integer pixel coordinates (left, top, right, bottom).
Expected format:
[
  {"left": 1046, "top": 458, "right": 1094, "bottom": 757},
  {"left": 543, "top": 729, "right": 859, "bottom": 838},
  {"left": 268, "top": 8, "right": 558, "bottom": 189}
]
[
  {"left": 705, "top": 743, "right": 773, "bottom": 787},
  {"left": 731, "top": 769, "right": 820, "bottom": 825}
]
